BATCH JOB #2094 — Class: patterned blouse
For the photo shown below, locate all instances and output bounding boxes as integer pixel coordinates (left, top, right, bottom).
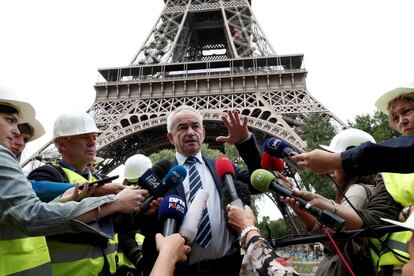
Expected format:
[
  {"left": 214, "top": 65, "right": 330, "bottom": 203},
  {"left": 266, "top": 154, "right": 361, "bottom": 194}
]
[{"left": 240, "top": 237, "right": 299, "bottom": 276}]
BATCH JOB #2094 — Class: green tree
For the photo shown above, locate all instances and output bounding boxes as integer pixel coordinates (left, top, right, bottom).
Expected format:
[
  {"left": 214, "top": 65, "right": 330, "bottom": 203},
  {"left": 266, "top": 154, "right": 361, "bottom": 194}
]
[
  {"left": 148, "top": 144, "right": 224, "bottom": 164},
  {"left": 348, "top": 110, "right": 399, "bottom": 142},
  {"left": 298, "top": 114, "right": 336, "bottom": 199},
  {"left": 257, "top": 216, "right": 288, "bottom": 239},
  {"left": 300, "top": 114, "right": 336, "bottom": 150},
  {"left": 148, "top": 148, "right": 175, "bottom": 164}
]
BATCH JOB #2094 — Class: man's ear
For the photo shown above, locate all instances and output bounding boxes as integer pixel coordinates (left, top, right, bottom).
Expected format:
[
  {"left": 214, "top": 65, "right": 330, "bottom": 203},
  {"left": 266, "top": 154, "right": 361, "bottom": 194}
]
[
  {"left": 167, "top": 132, "right": 175, "bottom": 145},
  {"left": 55, "top": 138, "right": 67, "bottom": 153}
]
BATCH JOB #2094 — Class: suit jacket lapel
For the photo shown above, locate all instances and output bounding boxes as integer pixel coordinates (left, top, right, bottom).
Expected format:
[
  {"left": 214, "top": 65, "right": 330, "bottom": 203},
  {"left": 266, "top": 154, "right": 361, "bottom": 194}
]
[{"left": 203, "top": 156, "right": 223, "bottom": 196}]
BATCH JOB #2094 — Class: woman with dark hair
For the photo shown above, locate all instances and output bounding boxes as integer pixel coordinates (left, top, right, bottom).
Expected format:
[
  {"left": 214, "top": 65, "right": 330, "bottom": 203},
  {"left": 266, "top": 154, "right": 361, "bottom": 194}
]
[
  {"left": 10, "top": 118, "right": 44, "bottom": 160},
  {"left": 284, "top": 128, "right": 378, "bottom": 275}
]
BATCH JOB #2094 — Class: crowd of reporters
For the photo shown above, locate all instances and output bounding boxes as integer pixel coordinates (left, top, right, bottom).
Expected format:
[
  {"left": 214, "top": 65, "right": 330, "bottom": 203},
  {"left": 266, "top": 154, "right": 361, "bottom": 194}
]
[{"left": 2, "top": 84, "right": 414, "bottom": 276}]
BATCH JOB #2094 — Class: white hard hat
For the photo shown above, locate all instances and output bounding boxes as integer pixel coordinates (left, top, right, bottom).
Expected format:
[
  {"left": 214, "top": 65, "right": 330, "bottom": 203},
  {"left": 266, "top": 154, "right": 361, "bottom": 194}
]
[
  {"left": 53, "top": 111, "right": 99, "bottom": 139},
  {"left": 0, "top": 85, "right": 36, "bottom": 123},
  {"left": 375, "top": 87, "right": 414, "bottom": 115},
  {"left": 124, "top": 154, "right": 152, "bottom": 181},
  {"left": 22, "top": 117, "right": 45, "bottom": 142},
  {"left": 320, "top": 128, "right": 376, "bottom": 153}
]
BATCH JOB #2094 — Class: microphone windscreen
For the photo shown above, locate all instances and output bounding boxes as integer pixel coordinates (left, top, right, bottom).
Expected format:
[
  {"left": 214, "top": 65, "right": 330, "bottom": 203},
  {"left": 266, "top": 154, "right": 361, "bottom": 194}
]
[
  {"left": 158, "top": 195, "right": 187, "bottom": 223},
  {"left": 215, "top": 156, "right": 235, "bottom": 179},
  {"left": 261, "top": 152, "right": 284, "bottom": 173},
  {"left": 222, "top": 180, "right": 252, "bottom": 207},
  {"left": 263, "top": 138, "right": 290, "bottom": 158},
  {"left": 250, "top": 169, "right": 275, "bottom": 193},
  {"left": 163, "top": 165, "right": 187, "bottom": 188},
  {"left": 152, "top": 159, "right": 172, "bottom": 179},
  {"left": 179, "top": 190, "right": 209, "bottom": 244}
]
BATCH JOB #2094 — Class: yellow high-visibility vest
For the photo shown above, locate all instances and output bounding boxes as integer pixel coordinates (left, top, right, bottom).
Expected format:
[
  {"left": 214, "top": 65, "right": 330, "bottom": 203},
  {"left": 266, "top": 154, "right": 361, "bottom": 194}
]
[
  {"left": 0, "top": 224, "right": 51, "bottom": 275},
  {"left": 47, "top": 166, "right": 117, "bottom": 275},
  {"left": 370, "top": 173, "right": 414, "bottom": 268}
]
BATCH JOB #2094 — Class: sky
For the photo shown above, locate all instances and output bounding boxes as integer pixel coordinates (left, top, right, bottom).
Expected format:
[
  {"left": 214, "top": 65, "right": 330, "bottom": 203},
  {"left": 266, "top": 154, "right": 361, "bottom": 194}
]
[{"left": 1, "top": 0, "right": 414, "bottom": 220}]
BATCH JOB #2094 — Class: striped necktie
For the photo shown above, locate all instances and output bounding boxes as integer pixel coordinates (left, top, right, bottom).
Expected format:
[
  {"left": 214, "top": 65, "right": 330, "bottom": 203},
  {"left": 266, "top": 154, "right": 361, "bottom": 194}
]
[{"left": 186, "top": 156, "right": 212, "bottom": 248}]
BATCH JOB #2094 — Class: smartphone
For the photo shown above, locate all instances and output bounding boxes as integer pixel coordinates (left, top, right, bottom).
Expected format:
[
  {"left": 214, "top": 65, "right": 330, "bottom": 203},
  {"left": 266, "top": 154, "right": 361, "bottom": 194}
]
[
  {"left": 79, "top": 175, "right": 119, "bottom": 189},
  {"left": 89, "top": 175, "right": 119, "bottom": 185}
]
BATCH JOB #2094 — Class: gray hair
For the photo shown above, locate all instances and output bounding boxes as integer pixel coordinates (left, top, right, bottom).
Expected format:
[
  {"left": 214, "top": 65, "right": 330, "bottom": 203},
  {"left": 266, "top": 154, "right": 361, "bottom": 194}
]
[{"left": 166, "top": 105, "right": 203, "bottom": 132}]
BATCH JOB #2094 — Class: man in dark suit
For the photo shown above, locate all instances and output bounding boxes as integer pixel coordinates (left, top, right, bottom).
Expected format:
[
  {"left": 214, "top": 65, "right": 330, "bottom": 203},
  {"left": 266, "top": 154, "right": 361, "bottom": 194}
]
[{"left": 142, "top": 105, "right": 262, "bottom": 276}]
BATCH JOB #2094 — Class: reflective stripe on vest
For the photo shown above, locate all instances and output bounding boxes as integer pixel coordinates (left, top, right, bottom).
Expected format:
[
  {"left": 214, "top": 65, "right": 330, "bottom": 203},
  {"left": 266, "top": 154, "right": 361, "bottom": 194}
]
[
  {"left": 0, "top": 235, "right": 51, "bottom": 275},
  {"left": 9, "top": 263, "right": 52, "bottom": 276},
  {"left": 369, "top": 173, "right": 414, "bottom": 268},
  {"left": 48, "top": 165, "right": 117, "bottom": 275},
  {"left": 382, "top": 231, "right": 411, "bottom": 267}
]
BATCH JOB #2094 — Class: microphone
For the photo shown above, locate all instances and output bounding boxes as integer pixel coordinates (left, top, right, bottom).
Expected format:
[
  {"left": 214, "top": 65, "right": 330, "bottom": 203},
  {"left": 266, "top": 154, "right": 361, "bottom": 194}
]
[
  {"left": 261, "top": 151, "right": 284, "bottom": 173},
  {"left": 222, "top": 180, "right": 252, "bottom": 207},
  {"left": 215, "top": 156, "right": 244, "bottom": 208},
  {"left": 250, "top": 169, "right": 345, "bottom": 232},
  {"left": 263, "top": 138, "right": 303, "bottom": 172},
  {"left": 158, "top": 195, "right": 187, "bottom": 236},
  {"left": 152, "top": 160, "right": 173, "bottom": 179},
  {"left": 222, "top": 180, "right": 252, "bottom": 231},
  {"left": 178, "top": 190, "right": 209, "bottom": 244},
  {"left": 139, "top": 164, "right": 187, "bottom": 212},
  {"left": 263, "top": 138, "right": 298, "bottom": 158}
]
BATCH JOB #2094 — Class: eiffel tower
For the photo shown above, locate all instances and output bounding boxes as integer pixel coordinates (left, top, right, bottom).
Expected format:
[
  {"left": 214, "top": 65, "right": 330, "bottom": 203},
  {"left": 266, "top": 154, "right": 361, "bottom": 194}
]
[{"left": 26, "top": 0, "right": 345, "bottom": 234}]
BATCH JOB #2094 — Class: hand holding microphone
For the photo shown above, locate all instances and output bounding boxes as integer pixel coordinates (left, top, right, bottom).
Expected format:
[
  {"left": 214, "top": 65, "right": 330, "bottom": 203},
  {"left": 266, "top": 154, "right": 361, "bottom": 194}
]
[
  {"left": 250, "top": 169, "right": 345, "bottom": 232},
  {"left": 226, "top": 205, "right": 256, "bottom": 233},
  {"left": 263, "top": 138, "right": 302, "bottom": 172}
]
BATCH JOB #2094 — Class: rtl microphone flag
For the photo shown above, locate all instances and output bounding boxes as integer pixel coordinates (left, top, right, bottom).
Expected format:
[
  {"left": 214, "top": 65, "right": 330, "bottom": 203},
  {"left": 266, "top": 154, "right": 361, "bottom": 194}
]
[{"left": 158, "top": 195, "right": 187, "bottom": 236}]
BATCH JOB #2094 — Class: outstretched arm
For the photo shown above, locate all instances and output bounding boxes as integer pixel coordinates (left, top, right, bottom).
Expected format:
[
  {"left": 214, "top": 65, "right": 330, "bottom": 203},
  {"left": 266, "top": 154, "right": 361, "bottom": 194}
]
[
  {"left": 292, "top": 136, "right": 414, "bottom": 175},
  {"left": 216, "top": 110, "right": 249, "bottom": 144}
]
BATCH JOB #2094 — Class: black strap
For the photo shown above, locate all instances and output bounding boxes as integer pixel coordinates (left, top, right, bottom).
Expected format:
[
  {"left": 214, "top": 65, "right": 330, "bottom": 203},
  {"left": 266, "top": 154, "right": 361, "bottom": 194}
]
[{"left": 357, "top": 183, "right": 373, "bottom": 199}]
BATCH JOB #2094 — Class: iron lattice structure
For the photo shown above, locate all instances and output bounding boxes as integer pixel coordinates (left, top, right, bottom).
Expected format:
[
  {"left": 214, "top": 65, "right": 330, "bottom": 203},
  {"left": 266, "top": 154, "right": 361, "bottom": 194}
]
[{"left": 25, "top": 0, "right": 345, "bottom": 235}]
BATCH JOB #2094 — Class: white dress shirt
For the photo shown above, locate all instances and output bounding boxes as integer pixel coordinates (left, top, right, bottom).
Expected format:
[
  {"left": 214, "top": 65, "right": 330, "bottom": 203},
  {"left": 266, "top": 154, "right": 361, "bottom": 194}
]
[{"left": 176, "top": 152, "right": 234, "bottom": 264}]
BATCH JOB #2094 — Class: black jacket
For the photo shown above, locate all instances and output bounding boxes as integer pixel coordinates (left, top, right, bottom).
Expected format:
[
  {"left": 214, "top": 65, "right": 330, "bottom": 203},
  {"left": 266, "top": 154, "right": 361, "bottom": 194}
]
[{"left": 341, "top": 135, "right": 414, "bottom": 175}]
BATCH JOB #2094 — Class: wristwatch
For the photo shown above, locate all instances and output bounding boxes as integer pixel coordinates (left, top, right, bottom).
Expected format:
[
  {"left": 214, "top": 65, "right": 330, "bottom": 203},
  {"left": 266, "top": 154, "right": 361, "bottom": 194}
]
[{"left": 401, "top": 206, "right": 411, "bottom": 220}]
